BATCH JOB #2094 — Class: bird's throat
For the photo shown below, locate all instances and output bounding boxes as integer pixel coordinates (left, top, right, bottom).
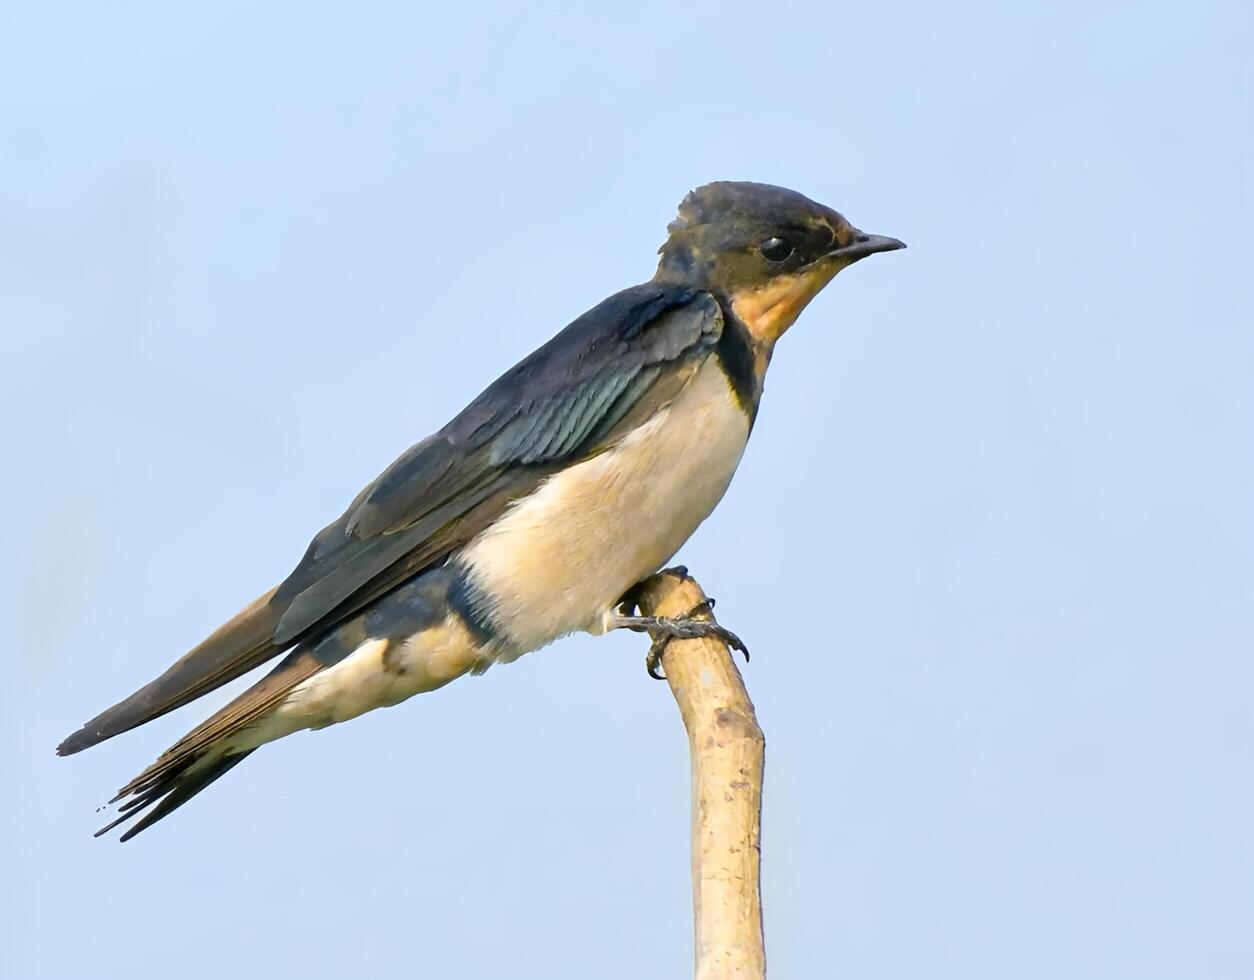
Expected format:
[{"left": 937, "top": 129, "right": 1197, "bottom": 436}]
[{"left": 728, "top": 265, "right": 839, "bottom": 352}]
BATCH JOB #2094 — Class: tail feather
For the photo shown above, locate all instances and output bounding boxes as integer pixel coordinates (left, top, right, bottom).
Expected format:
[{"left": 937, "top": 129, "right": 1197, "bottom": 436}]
[
  {"left": 96, "top": 751, "right": 255, "bottom": 842},
  {"left": 93, "top": 644, "right": 331, "bottom": 840},
  {"left": 57, "top": 588, "right": 281, "bottom": 756}
]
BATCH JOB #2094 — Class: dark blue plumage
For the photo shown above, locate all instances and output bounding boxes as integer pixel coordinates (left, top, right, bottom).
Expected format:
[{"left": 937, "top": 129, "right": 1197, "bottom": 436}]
[{"left": 58, "top": 181, "right": 904, "bottom": 839}]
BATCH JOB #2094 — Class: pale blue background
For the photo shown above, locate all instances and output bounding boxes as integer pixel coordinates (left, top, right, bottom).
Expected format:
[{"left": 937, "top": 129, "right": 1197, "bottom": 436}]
[{"left": 2, "top": 3, "right": 1251, "bottom": 978}]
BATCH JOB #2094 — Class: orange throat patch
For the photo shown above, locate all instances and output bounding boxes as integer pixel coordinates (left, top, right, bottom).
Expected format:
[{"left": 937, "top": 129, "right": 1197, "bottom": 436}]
[{"left": 729, "top": 264, "right": 840, "bottom": 354}]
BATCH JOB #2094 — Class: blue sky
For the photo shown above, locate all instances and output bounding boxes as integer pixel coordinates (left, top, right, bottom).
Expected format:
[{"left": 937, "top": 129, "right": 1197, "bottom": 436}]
[{"left": 2, "top": 3, "right": 1251, "bottom": 978}]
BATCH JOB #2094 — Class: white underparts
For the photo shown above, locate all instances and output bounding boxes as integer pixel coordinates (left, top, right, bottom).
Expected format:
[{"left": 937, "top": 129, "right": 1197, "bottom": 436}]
[
  {"left": 458, "top": 356, "right": 750, "bottom": 656},
  {"left": 231, "top": 612, "right": 490, "bottom": 749},
  {"left": 222, "top": 356, "right": 750, "bottom": 750}
]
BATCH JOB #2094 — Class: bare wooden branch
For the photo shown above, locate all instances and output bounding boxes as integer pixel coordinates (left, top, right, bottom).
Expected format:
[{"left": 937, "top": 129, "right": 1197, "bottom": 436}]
[{"left": 634, "top": 567, "right": 766, "bottom": 980}]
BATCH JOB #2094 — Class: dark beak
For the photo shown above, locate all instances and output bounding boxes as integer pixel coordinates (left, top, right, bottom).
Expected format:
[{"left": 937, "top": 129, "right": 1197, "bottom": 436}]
[{"left": 830, "top": 231, "right": 907, "bottom": 261}]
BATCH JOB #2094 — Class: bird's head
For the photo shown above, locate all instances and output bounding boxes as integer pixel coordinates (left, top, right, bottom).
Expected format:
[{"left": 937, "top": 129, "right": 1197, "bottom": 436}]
[{"left": 656, "top": 181, "right": 904, "bottom": 349}]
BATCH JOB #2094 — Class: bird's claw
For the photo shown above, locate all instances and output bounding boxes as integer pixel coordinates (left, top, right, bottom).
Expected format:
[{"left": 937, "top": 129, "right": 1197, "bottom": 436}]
[
  {"left": 619, "top": 599, "right": 749, "bottom": 680},
  {"left": 646, "top": 637, "right": 669, "bottom": 680}
]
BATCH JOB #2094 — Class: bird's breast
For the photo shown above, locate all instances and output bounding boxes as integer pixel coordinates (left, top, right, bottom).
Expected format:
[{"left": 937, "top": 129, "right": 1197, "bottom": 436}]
[{"left": 459, "top": 356, "right": 750, "bottom": 657}]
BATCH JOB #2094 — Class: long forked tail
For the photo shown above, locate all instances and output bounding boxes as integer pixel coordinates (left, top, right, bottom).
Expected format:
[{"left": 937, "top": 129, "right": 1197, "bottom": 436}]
[
  {"left": 93, "top": 643, "right": 328, "bottom": 840},
  {"left": 96, "top": 750, "right": 256, "bottom": 842},
  {"left": 57, "top": 587, "right": 282, "bottom": 756}
]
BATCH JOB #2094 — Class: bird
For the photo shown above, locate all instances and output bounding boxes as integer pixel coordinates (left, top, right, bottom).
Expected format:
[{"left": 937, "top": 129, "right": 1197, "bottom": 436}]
[{"left": 58, "top": 181, "right": 904, "bottom": 840}]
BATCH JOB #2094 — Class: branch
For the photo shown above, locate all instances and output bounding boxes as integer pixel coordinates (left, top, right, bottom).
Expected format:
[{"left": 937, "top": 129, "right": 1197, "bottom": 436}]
[{"left": 634, "top": 568, "right": 766, "bottom": 980}]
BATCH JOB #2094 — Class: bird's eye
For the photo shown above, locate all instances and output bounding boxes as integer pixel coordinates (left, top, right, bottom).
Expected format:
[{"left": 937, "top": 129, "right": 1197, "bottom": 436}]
[{"left": 760, "top": 236, "right": 793, "bottom": 262}]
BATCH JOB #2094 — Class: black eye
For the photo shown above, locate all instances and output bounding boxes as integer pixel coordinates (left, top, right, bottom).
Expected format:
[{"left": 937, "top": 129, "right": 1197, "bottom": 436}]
[{"left": 760, "top": 236, "right": 793, "bottom": 262}]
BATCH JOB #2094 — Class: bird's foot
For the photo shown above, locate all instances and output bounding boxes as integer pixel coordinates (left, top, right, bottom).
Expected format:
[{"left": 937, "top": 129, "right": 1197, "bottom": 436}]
[{"left": 608, "top": 598, "right": 749, "bottom": 680}]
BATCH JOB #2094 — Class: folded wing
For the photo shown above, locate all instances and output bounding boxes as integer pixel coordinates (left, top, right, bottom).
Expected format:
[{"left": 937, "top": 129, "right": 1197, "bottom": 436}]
[{"left": 58, "top": 283, "right": 723, "bottom": 755}]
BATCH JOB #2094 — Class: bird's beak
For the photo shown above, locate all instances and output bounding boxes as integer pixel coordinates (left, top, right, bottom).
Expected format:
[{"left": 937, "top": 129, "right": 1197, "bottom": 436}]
[{"left": 828, "top": 231, "right": 907, "bottom": 262}]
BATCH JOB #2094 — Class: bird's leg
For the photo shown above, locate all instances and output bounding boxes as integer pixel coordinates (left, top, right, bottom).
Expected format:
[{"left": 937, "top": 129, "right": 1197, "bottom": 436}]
[{"left": 607, "top": 581, "right": 749, "bottom": 680}]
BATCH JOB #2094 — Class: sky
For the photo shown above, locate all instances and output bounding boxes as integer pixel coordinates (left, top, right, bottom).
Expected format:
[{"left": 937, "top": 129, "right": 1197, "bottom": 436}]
[{"left": 2, "top": 2, "right": 1252, "bottom": 978}]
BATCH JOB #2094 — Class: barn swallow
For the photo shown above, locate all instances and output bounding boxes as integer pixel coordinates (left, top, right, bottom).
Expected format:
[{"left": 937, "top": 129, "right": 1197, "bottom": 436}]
[{"left": 59, "top": 181, "right": 904, "bottom": 839}]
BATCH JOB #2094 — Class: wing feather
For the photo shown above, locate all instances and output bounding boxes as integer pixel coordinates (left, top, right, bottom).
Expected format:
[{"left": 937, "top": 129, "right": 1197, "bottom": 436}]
[{"left": 59, "top": 283, "right": 723, "bottom": 755}]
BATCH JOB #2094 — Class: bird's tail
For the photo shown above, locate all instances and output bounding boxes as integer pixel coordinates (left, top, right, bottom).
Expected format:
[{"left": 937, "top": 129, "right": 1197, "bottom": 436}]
[
  {"left": 93, "top": 641, "right": 330, "bottom": 840},
  {"left": 95, "top": 748, "right": 256, "bottom": 842}
]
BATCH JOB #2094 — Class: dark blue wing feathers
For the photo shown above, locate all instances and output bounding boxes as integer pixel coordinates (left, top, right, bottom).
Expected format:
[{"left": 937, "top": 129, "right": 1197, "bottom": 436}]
[
  {"left": 60, "top": 281, "right": 723, "bottom": 757},
  {"left": 346, "top": 282, "right": 719, "bottom": 538}
]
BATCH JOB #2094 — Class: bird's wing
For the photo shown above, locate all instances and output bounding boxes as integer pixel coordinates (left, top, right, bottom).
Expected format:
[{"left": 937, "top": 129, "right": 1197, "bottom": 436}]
[
  {"left": 270, "top": 282, "right": 723, "bottom": 642},
  {"left": 58, "top": 282, "right": 723, "bottom": 754}
]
